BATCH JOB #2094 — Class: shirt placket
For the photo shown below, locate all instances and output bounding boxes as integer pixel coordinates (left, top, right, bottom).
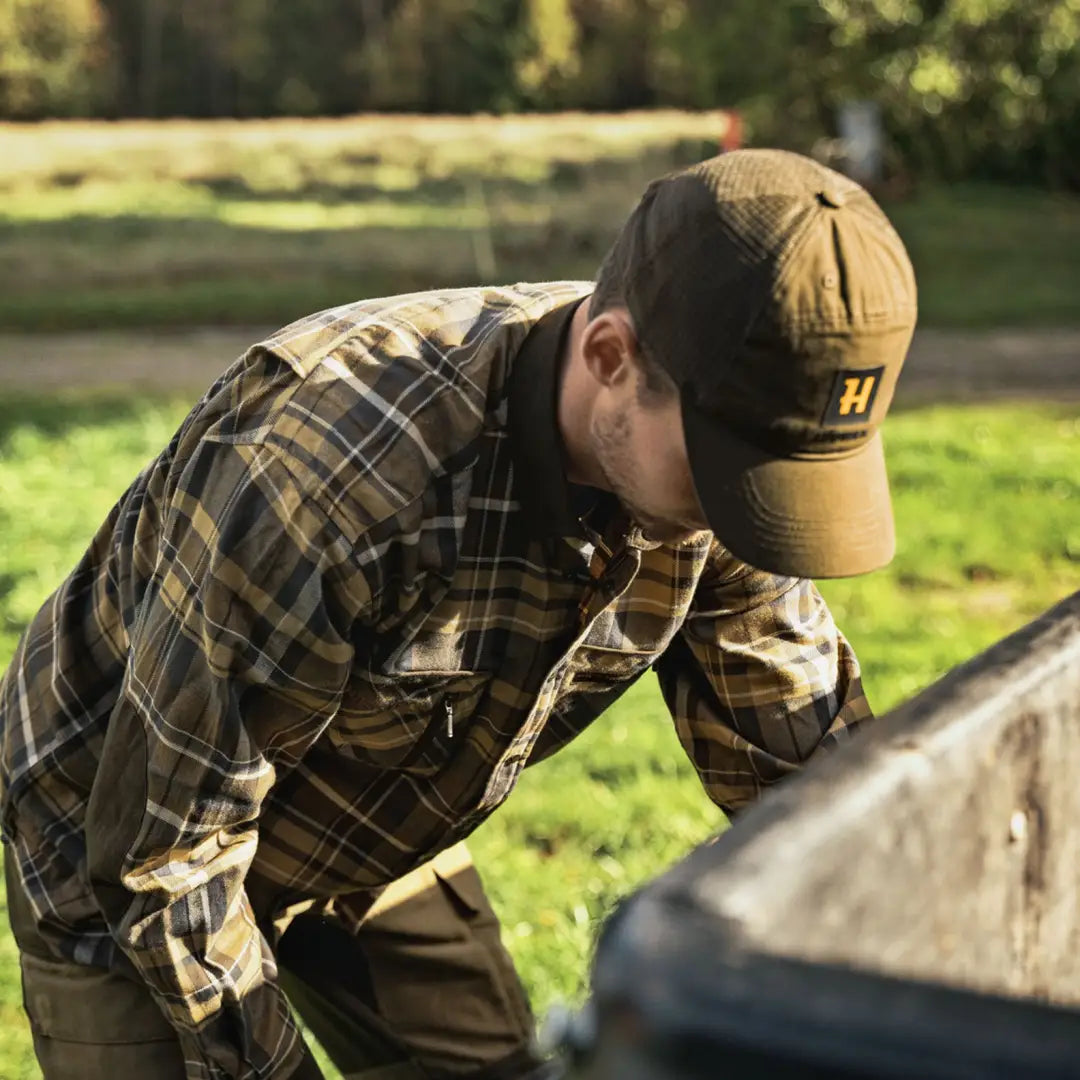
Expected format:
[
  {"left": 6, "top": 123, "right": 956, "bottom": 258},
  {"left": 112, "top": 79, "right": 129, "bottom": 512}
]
[{"left": 470, "top": 520, "right": 644, "bottom": 816}]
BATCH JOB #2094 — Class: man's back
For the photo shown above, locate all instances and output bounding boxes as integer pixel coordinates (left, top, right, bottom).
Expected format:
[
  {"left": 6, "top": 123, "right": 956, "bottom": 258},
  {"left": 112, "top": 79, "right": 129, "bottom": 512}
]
[{"left": 1, "top": 282, "right": 594, "bottom": 942}]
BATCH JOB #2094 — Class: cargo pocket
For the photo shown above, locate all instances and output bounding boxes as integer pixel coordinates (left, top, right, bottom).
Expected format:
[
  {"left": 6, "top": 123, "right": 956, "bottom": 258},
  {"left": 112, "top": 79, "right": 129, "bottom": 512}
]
[
  {"left": 20, "top": 951, "right": 176, "bottom": 1044},
  {"left": 19, "top": 950, "right": 187, "bottom": 1079},
  {"left": 357, "top": 846, "right": 536, "bottom": 1074},
  {"left": 430, "top": 851, "right": 535, "bottom": 1043}
]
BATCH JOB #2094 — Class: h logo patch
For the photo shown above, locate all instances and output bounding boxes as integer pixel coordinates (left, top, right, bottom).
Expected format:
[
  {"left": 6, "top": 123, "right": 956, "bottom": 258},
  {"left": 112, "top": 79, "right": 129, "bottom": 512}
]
[{"left": 824, "top": 367, "right": 885, "bottom": 425}]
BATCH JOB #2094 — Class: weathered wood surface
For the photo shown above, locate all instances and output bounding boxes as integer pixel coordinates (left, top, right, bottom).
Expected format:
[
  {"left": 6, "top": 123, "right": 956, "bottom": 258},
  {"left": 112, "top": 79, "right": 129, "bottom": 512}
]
[{"left": 656, "top": 589, "right": 1080, "bottom": 1004}]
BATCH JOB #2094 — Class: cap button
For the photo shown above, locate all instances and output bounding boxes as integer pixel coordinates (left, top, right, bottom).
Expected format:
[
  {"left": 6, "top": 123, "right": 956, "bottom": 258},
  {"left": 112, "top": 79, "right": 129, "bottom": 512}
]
[{"left": 818, "top": 186, "right": 847, "bottom": 209}]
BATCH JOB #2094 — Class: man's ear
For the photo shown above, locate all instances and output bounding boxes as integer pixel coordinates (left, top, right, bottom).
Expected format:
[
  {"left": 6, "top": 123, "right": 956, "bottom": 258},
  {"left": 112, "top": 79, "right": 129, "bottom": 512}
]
[{"left": 581, "top": 308, "right": 640, "bottom": 390}]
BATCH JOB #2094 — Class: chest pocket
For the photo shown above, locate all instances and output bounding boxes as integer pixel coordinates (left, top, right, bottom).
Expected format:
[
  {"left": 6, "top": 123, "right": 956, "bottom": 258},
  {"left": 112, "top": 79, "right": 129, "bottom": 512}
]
[{"left": 329, "top": 669, "right": 488, "bottom": 776}]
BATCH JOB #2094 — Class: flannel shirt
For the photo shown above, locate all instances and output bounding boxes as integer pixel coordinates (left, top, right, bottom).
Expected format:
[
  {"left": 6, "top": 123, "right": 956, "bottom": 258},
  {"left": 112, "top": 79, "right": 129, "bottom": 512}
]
[{"left": 0, "top": 281, "right": 872, "bottom": 1078}]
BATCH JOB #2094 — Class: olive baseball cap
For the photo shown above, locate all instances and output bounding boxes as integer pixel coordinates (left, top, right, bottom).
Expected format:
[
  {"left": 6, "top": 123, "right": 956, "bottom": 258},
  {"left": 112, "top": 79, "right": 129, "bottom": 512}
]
[{"left": 599, "top": 148, "right": 918, "bottom": 578}]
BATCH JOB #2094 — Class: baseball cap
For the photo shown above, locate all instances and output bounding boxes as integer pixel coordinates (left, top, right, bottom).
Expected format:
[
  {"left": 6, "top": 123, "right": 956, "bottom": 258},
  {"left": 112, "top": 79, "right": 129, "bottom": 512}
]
[{"left": 599, "top": 148, "right": 917, "bottom": 578}]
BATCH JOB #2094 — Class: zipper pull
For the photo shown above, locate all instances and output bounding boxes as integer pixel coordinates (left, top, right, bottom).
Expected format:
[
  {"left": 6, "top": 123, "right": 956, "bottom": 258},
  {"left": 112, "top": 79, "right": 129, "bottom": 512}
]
[{"left": 444, "top": 698, "right": 454, "bottom": 739}]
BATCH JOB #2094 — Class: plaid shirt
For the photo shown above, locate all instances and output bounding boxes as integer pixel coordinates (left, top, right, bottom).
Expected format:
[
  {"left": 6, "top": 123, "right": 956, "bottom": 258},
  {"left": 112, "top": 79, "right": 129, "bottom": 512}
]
[{"left": 0, "top": 282, "right": 871, "bottom": 1079}]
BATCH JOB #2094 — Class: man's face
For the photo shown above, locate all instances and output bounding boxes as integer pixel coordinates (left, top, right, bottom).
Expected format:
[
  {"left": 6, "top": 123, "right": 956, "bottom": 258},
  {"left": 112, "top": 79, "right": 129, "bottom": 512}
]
[{"left": 591, "top": 375, "right": 710, "bottom": 544}]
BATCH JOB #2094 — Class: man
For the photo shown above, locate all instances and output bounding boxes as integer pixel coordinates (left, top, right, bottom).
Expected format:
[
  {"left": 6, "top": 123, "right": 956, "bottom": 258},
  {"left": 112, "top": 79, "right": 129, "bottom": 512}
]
[{"left": 0, "top": 149, "right": 916, "bottom": 1079}]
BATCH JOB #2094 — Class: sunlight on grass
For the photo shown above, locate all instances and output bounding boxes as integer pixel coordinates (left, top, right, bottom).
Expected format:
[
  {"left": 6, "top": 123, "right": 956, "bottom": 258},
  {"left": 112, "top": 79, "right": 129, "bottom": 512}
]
[
  {"left": 0, "top": 113, "right": 730, "bottom": 187},
  {"left": 3, "top": 116, "right": 1080, "bottom": 329},
  {"left": 0, "top": 394, "right": 1077, "bottom": 1077},
  {"left": 0, "top": 182, "right": 552, "bottom": 232},
  {"left": 821, "top": 408, "right": 1080, "bottom": 709}
]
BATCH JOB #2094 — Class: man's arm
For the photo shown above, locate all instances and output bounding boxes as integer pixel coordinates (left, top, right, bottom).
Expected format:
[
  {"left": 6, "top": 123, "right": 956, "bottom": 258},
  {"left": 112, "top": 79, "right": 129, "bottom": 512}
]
[
  {"left": 85, "top": 440, "right": 367, "bottom": 1080},
  {"left": 655, "top": 539, "right": 872, "bottom": 817}
]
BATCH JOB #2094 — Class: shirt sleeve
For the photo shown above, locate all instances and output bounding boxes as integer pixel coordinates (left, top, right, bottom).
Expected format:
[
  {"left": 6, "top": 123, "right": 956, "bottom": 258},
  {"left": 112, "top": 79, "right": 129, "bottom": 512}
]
[
  {"left": 84, "top": 439, "right": 368, "bottom": 1080},
  {"left": 655, "top": 540, "right": 873, "bottom": 817}
]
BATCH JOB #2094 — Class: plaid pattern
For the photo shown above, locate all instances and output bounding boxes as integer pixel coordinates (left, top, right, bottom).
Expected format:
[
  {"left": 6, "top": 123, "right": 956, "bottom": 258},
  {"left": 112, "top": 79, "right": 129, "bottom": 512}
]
[{"left": 0, "top": 282, "right": 872, "bottom": 1079}]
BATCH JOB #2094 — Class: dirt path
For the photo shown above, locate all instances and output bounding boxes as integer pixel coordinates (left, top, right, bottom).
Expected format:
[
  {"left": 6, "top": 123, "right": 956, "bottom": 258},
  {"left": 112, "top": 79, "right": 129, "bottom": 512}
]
[{"left": 0, "top": 327, "right": 1078, "bottom": 404}]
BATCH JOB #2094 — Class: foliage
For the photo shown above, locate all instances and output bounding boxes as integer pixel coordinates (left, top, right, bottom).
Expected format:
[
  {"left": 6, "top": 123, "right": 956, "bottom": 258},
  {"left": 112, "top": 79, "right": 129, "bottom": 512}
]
[
  {"left": 4, "top": 1, "right": 1080, "bottom": 186},
  {"left": 0, "top": 0, "right": 111, "bottom": 117},
  {"left": 807, "top": 0, "right": 1080, "bottom": 186}
]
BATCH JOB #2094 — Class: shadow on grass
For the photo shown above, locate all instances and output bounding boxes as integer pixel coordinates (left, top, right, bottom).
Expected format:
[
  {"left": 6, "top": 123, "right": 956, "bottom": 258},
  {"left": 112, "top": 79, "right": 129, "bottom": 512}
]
[
  {"left": 0, "top": 392, "right": 173, "bottom": 444},
  {"left": 189, "top": 137, "right": 716, "bottom": 204},
  {"left": 0, "top": 213, "right": 611, "bottom": 331}
]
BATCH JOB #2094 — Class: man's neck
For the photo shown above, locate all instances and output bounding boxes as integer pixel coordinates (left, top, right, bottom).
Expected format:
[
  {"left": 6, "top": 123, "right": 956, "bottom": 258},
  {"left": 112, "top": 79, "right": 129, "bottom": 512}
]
[{"left": 556, "top": 300, "right": 606, "bottom": 489}]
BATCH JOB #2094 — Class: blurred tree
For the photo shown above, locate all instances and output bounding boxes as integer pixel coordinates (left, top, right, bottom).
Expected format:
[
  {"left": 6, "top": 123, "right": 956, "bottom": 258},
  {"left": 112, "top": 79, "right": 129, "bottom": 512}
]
[
  {"left": 0, "top": 0, "right": 112, "bottom": 117},
  {"left": 97, "top": 0, "right": 215, "bottom": 116},
  {"left": 366, "top": 0, "right": 521, "bottom": 112},
  {"left": 5, "top": 0, "right": 1080, "bottom": 189},
  {"left": 515, "top": 0, "right": 581, "bottom": 108},
  {"left": 810, "top": 0, "right": 1080, "bottom": 186},
  {"left": 256, "top": 0, "right": 372, "bottom": 115},
  {"left": 649, "top": 0, "right": 831, "bottom": 144},
  {"left": 569, "top": 0, "right": 659, "bottom": 109}
]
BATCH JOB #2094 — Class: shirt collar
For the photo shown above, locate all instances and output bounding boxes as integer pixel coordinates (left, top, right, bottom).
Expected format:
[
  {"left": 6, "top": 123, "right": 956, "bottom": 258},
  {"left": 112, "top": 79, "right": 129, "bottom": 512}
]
[{"left": 508, "top": 298, "right": 593, "bottom": 539}]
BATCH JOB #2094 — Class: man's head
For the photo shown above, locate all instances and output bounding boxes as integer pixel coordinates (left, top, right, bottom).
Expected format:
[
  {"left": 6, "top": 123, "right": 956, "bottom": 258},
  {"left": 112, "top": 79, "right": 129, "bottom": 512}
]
[
  {"left": 569, "top": 148, "right": 917, "bottom": 576},
  {"left": 562, "top": 301, "right": 706, "bottom": 545}
]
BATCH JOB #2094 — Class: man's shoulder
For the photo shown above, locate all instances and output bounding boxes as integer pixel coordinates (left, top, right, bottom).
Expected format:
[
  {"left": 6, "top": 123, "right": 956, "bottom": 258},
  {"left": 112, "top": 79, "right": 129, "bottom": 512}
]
[
  {"left": 242, "top": 282, "right": 592, "bottom": 538},
  {"left": 256, "top": 281, "right": 593, "bottom": 379}
]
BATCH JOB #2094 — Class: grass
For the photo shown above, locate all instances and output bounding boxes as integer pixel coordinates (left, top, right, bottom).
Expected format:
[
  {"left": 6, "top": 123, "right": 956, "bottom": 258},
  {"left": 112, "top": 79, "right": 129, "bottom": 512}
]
[
  {"left": 884, "top": 184, "right": 1080, "bottom": 328},
  {"left": 2, "top": 114, "right": 1080, "bottom": 331},
  {"left": 0, "top": 392, "right": 1077, "bottom": 1077},
  {"left": 0, "top": 113, "right": 722, "bottom": 333}
]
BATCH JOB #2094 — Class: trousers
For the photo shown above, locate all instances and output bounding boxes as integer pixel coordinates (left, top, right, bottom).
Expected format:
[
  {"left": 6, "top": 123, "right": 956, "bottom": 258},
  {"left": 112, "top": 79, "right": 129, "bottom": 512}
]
[{"left": 5, "top": 845, "right": 541, "bottom": 1079}]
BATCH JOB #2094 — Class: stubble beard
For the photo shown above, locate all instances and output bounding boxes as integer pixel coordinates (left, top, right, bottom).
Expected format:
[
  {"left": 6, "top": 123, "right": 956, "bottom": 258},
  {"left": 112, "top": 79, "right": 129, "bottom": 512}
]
[
  {"left": 593, "top": 408, "right": 681, "bottom": 542},
  {"left": 593, "top": 409, "right": 704, "bottom": 544}
]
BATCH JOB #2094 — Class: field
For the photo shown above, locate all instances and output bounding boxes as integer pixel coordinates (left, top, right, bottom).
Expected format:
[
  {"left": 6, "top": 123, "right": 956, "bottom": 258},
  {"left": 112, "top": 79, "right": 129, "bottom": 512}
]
[
  {"left": 0, "top": 113, "right": 1079, "bottom": 1078},
  {"left": 3, "top": 114, "right": 1080, "bottom": 331},
  {"left": 0, "top": 392, "right": 1077, "bottom": 1078}
]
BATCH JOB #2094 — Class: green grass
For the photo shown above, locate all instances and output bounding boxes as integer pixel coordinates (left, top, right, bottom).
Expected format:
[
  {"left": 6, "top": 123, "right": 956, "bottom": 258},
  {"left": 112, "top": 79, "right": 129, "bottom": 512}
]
[
  {"left": 2, "top": 115, "right": 1080, "bottom": 330},
  {"left": 0, "top": 113, "right": 719, "bottom": 332},
  {"left": 1, "top": 394, "right": 1079, "bottom": 1078},
  {"left": 882, "top": 184, "right": 1080, "bottom": 328}
]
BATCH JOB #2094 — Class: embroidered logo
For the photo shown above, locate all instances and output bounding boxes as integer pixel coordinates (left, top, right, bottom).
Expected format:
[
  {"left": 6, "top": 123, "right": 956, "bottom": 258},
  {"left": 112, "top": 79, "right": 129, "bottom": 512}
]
[{"left": 824, "top": 367, "right": 885, "bottom": 425}]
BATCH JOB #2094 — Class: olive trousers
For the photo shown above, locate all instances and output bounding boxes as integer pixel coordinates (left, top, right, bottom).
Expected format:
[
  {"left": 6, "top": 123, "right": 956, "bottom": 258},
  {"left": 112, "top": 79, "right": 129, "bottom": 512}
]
[{"left": 5, "top": 845, "right": 541, "bottom": 1079}]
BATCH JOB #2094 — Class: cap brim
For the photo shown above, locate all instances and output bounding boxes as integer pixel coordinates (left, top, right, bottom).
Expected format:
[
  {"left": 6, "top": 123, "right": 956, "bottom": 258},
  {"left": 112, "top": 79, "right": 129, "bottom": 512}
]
[{"left": 682, "top": 392, "right": 895, "bottom": 579}]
